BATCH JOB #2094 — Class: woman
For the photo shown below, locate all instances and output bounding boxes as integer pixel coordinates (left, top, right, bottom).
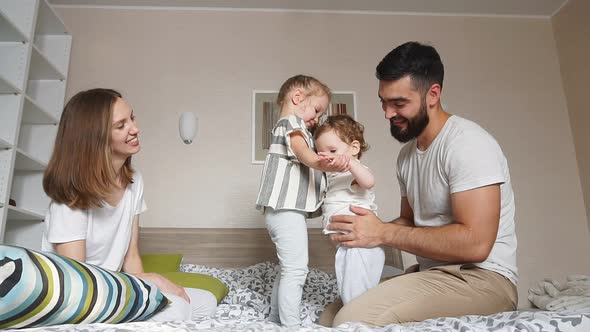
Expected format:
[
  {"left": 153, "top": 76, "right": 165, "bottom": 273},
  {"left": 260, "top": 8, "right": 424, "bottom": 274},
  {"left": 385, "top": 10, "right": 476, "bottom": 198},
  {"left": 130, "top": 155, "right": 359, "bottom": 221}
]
[{"left": 41, "top": 88, "right": 217, "bottom": 321}]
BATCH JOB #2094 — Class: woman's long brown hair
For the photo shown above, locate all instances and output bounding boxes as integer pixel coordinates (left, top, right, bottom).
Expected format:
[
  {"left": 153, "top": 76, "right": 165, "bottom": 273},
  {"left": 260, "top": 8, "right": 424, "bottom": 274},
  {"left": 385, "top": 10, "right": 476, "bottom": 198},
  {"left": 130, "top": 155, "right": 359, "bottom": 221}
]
[{"left": 43, "top": 88, "right": 134, "bottom": 209}]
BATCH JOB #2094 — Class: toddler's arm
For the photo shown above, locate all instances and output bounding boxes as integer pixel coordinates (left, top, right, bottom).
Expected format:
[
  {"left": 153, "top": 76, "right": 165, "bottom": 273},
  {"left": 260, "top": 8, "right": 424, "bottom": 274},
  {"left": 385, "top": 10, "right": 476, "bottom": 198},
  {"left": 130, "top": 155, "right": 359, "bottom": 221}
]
[{"left": 349, "top": 159, "right": 375, "bottom": 189}]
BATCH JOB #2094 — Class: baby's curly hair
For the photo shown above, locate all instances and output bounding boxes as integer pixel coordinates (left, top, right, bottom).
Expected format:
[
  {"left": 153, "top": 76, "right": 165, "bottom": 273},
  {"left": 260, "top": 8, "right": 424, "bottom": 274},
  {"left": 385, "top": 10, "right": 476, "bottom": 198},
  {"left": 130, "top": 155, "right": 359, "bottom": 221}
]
[{"left": 315, "top": 114, "right": 369, "bottom": 159}]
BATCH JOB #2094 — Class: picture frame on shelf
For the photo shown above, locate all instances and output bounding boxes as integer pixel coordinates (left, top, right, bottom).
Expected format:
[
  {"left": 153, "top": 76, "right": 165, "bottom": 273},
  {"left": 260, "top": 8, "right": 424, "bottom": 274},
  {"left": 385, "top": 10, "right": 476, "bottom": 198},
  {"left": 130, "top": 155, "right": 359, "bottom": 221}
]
[{"left": 251, "top": 90, "right": 356, "bottom": 164}]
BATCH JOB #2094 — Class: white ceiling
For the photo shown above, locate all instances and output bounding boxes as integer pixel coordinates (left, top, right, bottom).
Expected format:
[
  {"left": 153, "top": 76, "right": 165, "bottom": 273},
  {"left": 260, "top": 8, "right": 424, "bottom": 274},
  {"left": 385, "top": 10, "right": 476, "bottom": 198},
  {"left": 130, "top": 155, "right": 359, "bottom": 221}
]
[{"left": 49, "top": 0, "right": 569, "bottom": 18}]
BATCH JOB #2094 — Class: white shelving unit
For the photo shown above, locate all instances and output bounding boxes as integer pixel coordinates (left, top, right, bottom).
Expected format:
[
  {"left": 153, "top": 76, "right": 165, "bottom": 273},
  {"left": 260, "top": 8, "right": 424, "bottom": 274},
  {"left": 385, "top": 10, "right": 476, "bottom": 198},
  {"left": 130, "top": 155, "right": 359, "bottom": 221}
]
[{"left": 0, "top": 0, "right": 70, "bottom": 250}]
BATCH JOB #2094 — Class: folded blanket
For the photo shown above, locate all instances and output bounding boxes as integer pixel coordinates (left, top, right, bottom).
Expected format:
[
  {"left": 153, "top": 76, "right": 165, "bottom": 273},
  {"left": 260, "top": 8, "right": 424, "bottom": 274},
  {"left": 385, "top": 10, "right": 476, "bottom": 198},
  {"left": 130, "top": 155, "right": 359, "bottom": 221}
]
[{"left": 529, "top": 275, "right": 590, "bottom": 313}]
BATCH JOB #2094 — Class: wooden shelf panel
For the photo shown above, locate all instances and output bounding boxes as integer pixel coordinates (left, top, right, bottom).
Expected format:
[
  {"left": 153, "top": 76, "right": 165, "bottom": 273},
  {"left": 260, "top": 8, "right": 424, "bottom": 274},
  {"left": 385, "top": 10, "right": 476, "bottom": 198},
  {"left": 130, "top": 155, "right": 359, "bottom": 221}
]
[
  {"left": 35, "top": 0, "right": 69, "bottom": 35},
  {"left": 33, "top": 34, "right": 72, "bottom": 78},
  {"left": 0, "top": 10, "right": 27, "bottom": 42},
  {"left": 0, "top": 1, "right": 35, "bottom": 42},
  {"left": 7, "top": 205, "right": 44, "bottom": 221},
  {"left": 0, "top": 74, "right": 21, "bottom": 94},
  {"left": 26, "top": 80, "right": 66, "bottom": 119},
  {"left": 0, "top": 42, "right": 27, "bottom": 92},
  {"left": 0, "top": 137, "right": 12, "bottom": 149},
  {"left": 29, "top": 45, "right": 65, "bottom": 80},
  {"left": 1, "top": 0, "right": 68, "bottom": 244},
  {"left": 22, "top": 95, "right": 59, "bottom": 124},
  {"left": 15, "top": 148, "right": 46, "bottom": 171}
]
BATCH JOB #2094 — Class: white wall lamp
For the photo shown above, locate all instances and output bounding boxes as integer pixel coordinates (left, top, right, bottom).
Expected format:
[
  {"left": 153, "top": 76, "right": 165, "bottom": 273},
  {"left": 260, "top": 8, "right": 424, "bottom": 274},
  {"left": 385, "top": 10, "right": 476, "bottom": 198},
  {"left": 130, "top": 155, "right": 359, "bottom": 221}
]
[{"left": 179, "top": 112, "right": 198, "bottom": 144}]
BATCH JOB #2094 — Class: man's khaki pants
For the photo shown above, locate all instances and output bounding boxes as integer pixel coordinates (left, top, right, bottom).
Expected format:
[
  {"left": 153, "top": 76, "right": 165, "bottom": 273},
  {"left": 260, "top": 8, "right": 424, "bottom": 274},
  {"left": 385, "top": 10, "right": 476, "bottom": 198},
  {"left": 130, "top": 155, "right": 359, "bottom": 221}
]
[{"left": 319, "top": 264, "right": 517, "bottom": 327}]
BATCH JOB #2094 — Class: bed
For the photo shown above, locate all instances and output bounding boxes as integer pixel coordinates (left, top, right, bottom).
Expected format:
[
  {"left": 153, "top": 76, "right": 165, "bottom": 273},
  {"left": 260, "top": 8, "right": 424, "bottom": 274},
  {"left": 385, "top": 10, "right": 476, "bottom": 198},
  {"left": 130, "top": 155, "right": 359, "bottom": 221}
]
[{"left": 9, "top": 228, "right": 590, "bottom": 332}]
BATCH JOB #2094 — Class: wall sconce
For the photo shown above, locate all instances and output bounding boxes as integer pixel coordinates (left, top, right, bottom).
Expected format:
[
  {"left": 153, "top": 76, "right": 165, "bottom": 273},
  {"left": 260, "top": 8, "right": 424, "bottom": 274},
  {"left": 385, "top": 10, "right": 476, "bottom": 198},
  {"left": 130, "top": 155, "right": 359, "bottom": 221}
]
[{"left": 179, "top": 112, "right": 198, "bottom": 144}]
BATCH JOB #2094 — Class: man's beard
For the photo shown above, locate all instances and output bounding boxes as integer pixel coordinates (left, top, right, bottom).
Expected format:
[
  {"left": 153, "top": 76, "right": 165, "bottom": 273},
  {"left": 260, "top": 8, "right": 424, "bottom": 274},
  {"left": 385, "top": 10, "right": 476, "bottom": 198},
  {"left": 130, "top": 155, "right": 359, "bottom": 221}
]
[{"left": 390, "top": 98, "right": 429, "bottom": 143}]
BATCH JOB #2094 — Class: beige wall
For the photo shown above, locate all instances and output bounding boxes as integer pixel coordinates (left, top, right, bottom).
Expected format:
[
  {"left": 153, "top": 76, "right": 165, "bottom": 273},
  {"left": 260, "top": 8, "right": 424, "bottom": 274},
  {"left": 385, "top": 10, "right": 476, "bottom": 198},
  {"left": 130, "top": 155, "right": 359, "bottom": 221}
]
[
  {"left": 552, "top": 0, "right": 590, "bottom": 231},
  {"left": 56, "top": 7, "right": 590, "bottom": 307}
]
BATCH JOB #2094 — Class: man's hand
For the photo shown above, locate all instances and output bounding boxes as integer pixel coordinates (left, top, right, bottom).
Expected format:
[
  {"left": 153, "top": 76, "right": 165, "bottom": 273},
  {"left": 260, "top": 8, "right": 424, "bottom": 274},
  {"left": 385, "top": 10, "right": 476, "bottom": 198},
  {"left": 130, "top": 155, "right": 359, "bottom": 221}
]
[{"left": 328, "top": 205, "right": 386, "bottom": 248}]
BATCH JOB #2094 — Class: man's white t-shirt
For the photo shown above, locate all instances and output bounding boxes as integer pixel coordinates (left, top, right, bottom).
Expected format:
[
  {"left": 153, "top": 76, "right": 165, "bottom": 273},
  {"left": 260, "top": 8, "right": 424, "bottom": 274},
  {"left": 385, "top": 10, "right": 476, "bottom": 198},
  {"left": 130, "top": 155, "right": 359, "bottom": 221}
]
[
  {"left": 41, "top": 171, "right": 147, "bottom": 272},
  {"left": 397, "top": 116, "right": 518, "bottom": 284}
]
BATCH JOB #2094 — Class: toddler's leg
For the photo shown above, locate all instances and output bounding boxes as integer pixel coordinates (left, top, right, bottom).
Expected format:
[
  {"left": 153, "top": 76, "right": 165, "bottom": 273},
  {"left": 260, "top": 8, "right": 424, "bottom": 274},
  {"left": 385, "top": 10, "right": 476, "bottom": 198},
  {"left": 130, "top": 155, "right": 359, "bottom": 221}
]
[
  {"left": 268, "top": 269, "right": 280, "bottom": 323},
  {"left": 336, "top": 246, "right": 385, "bottom": 304},
  {"left": 265, "top": 209, "right": 309, "bottom": 327}
]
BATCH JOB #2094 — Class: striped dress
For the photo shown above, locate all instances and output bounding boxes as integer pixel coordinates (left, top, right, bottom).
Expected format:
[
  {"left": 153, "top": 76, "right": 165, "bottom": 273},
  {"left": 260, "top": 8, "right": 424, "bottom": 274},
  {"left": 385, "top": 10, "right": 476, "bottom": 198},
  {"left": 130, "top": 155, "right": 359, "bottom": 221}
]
[{"left": 256, "top": 115, "right": 326, "bottom": 218}]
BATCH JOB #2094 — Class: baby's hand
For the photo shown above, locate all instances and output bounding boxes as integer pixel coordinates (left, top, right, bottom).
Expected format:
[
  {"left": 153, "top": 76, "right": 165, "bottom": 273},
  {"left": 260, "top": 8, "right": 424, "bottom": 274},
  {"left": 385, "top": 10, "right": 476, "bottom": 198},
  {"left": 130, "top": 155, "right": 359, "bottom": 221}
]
[{"left": 318, "top": 152, "right": 350, "bottom": 172}]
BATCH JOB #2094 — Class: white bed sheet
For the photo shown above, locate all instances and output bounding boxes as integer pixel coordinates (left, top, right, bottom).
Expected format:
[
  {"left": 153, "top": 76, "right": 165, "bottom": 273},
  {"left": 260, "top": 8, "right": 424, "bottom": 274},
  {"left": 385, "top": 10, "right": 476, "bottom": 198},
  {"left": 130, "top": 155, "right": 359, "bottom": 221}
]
[{"left": 11, "top": 262, "right": 590, "bottom": 332}]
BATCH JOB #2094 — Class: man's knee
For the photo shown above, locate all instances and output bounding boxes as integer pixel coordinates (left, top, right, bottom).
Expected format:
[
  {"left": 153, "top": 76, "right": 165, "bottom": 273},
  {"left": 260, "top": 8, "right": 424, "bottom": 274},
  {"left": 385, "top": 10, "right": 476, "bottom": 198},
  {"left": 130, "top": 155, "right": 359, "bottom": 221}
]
[
  {"left": 332, "top": 299, "right": 402, "bottom": 327},
  {"left": 318, "top": 299, "right": 342, "bottom": 327}
]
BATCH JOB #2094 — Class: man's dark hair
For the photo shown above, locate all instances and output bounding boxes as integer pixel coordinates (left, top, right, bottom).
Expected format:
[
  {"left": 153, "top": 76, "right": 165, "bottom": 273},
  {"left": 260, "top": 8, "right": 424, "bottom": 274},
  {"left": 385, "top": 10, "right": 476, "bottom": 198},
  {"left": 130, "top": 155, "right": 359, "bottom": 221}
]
[{"left": 376, "top": 41, "right": 444, "bottom": 93}]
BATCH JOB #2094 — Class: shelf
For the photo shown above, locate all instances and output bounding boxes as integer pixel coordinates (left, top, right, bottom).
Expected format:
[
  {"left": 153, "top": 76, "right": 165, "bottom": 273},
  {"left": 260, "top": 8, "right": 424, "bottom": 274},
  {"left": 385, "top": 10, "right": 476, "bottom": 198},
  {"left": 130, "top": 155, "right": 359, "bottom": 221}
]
[
  {"left": 35, "top": 0, "right": 69, "bottom": 36},
  {"left": 0, "top": 42, "right": 27, "bottom": 92},
  {"left": 0, "top": 94, "right": 20, "bottom": 146},
  {"left": 22, "top": 95, "right": 59, "bottom": 124},
  {"left": 0, "top": 73, "right": 21, "bottom": 94},
  {"left": 29, "top": 44, "right": 65, "bottom": 80},
  {"left": 18, "top": 124, "right": 58, "bottom": 164},
  {"left": 3, "top": 219, "right": 45, "bottom": 250},
  {"left": 26, "top": 80, "right": 66, "bottom": 119},
  {"left": 0, "top": 136, "right": 12, "bottom": 149},
  {"left": 1, "top": 0, "right": 69, "bottom": 245},
  {"left": 0, "top": 10, "right": 27, "bottom": 42},
  {"left": 7, "top": 205, "right": 44, "bottom": 221},
  {"left": 0, "top": 1, "right": 35, "bottom": 42},
  {"left": 33, "top": 34, "right": 72, "bottom": 78},
  {"left": 33, "top": 34, "right": 71, "bottom": 77},
  {"left": 15, "top": 148, "right": 46, "bottom": 171}
]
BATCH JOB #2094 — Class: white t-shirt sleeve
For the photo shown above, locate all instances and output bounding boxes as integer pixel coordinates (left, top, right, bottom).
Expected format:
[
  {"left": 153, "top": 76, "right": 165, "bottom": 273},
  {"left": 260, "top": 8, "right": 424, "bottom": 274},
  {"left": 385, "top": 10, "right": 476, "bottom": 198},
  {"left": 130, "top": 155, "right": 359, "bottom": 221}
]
[
  {"left": 445, "top": 131, "right": 506, "bottom": 194},
  {"left": 45, "top": 203, "right": 88, "bottom": 244},
  {"left": 396, "top": 147, "right": 408, "bottom": 197},
  {"left": 133, "top": 171, "right": 148, "bottom": 215}
]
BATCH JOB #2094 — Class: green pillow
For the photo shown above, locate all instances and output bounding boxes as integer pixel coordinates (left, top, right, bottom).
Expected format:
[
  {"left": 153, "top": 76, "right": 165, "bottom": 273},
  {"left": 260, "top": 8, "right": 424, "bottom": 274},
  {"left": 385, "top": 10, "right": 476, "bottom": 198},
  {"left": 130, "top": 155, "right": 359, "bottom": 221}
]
[
  {"left": 141, "top": 254, "right": 183, "bottom": 273},
  {"left": 161, "top": 271, "right": 228, "bottom": 304}
]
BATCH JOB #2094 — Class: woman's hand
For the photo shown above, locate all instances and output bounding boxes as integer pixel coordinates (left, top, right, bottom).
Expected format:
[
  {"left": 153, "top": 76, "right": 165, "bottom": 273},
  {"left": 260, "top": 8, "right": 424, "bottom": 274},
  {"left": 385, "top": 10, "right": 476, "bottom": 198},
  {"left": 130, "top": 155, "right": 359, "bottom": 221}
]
[{"left": 136, "top": 272, "right": 190, "bottom": 303}]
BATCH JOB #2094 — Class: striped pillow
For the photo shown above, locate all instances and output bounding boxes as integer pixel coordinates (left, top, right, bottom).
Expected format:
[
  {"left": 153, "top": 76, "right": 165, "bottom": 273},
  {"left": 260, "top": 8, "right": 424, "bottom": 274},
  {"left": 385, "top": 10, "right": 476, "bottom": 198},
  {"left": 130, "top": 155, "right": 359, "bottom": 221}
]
[{"left": 0, "top": 245, "right": 168, "bottom": 329}]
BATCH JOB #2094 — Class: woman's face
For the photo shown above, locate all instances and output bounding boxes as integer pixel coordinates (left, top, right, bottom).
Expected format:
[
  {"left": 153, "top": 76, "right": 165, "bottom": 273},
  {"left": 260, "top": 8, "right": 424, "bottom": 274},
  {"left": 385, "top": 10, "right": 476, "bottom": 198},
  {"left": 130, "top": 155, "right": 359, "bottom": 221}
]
[{"left": 110, "top": 98, "right": 140, "bottom": 160}]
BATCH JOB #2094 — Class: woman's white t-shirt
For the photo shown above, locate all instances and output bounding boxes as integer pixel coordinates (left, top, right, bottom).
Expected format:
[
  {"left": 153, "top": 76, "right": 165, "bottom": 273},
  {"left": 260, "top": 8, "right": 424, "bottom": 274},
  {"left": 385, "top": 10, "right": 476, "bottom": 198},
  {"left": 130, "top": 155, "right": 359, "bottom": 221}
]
[{"left": 41, "top": 171, "right": 147, "bottom": 271}]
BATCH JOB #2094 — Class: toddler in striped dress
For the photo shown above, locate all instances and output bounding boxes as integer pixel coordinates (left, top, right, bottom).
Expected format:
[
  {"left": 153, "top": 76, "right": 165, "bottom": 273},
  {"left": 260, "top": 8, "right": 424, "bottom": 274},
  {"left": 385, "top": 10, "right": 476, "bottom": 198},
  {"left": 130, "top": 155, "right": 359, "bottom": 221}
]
[{"left": 255, "top": 75, "right": 350, "bottom": 327}]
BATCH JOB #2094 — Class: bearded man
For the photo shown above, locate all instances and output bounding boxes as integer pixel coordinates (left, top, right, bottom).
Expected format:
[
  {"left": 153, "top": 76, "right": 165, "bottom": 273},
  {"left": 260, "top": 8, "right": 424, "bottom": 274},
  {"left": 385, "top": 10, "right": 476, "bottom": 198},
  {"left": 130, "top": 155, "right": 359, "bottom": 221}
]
[{"left": 320, "top": 41, "right": 519, "bottom": 327}]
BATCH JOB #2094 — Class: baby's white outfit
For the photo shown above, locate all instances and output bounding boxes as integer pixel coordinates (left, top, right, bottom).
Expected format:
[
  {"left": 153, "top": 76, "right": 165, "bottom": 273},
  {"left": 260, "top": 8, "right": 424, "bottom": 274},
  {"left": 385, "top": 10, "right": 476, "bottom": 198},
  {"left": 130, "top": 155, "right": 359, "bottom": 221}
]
[{"left": 322, "top": 170, "right": 385, "bottom": 304}]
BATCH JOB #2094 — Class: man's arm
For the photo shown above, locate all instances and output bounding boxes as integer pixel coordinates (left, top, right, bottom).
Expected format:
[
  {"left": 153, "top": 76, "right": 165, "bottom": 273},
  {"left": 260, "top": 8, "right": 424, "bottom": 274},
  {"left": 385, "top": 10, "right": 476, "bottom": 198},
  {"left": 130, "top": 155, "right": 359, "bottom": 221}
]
[
  {"left": 330, "top": 184, "right": 500, "bottom": 263},
  {"left": 393, "top": 196, "right": 415, "bottom": 226},
  {"left": 328, "top": 197, "right": 414, "bottom": 246}
]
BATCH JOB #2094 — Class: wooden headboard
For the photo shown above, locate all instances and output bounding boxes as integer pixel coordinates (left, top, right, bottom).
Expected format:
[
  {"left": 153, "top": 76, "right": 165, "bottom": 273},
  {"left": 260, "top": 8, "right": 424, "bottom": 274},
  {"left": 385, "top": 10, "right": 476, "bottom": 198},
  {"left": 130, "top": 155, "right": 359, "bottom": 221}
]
[{"left": 139, "top": 228, "right": 403, "bottom": 273}]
